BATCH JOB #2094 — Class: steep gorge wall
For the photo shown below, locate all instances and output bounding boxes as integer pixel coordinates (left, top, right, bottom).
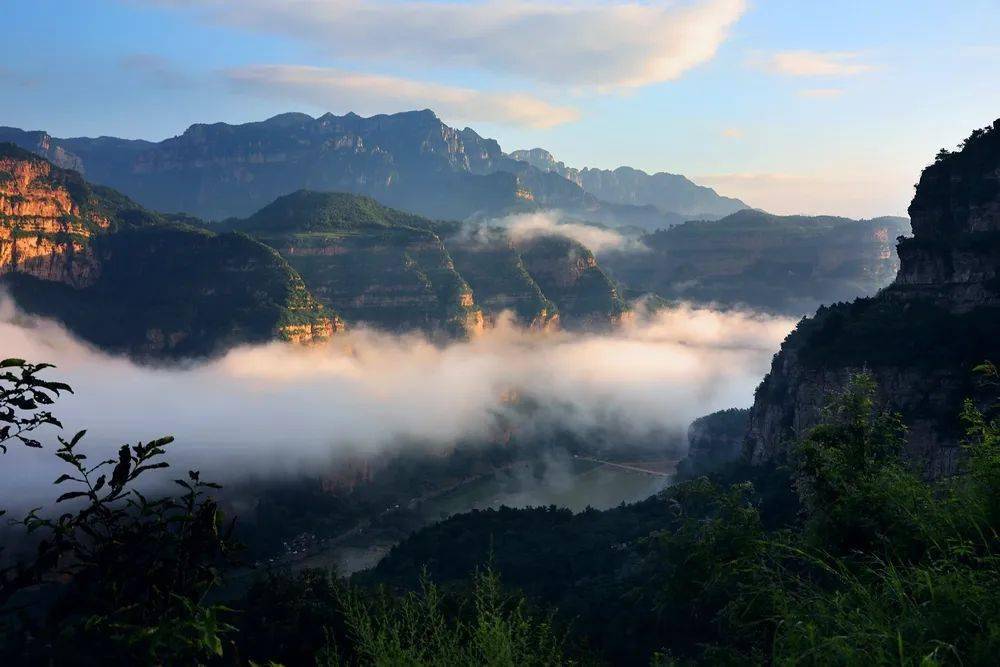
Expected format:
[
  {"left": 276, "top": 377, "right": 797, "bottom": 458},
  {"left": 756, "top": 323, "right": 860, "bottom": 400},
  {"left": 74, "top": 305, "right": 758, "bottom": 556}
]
[
  {"left": 745, "top": 120, "right": 1000, "bottom": 476},
  {"left": 0, "top": 152, "right": 108, "bottom": 287},
  {"left": 0, "top": 145, "right": 339, "bottom": 357}
]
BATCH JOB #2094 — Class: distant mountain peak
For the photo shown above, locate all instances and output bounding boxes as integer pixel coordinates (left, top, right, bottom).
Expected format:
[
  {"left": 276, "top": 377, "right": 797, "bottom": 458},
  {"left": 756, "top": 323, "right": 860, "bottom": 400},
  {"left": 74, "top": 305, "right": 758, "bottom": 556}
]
[
  {"left": 261, "top": 111, "right": 316, "bottom": 126},
  {"left": 0, "top": 112, "right": 702, "bottom": 229},
  {"left": 509, "top": 146, "right": 748, "bottom": 219}
]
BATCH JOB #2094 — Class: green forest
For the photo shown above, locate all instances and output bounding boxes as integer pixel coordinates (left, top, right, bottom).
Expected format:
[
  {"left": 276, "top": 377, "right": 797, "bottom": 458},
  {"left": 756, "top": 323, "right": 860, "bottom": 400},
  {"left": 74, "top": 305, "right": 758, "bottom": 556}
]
[{"left": 0, "top": 357, "right": 997, "bottom": 665}]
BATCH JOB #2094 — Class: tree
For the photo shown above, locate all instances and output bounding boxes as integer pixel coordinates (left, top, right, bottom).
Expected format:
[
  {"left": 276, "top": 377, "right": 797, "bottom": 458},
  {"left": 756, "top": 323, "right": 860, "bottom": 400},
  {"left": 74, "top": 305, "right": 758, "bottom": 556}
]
[{"left": 0, "top": 359, "right": 238, "bottom": 664}]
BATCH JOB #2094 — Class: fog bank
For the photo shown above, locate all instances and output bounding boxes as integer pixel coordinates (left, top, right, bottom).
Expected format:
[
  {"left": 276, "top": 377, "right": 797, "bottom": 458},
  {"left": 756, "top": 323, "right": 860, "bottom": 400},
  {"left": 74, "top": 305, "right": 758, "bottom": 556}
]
[{"left": 0, "top": 298, "right": 794, "bottom": 503}]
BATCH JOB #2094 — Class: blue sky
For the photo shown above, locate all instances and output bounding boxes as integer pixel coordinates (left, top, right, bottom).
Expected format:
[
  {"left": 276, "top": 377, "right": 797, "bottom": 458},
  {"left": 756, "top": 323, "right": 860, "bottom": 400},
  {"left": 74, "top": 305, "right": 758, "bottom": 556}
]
[{"left": 2, "top": 0, "right": 998, "bottom": 217}]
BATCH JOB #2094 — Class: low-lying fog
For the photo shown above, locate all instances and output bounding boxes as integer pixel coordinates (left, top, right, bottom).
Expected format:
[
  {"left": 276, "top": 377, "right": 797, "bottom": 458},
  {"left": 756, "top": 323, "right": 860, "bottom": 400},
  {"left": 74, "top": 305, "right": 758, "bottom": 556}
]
[{"left": 0, "top": 296, "right": 795, "bottom": 507}]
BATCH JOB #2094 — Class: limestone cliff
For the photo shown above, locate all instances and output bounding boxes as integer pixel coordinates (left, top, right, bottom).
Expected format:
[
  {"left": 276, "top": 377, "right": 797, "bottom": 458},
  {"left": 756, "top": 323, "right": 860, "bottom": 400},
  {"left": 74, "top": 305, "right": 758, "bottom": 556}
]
[
  {"left": 0, "top": 146, "right": 110, "bottom": 287},
  {"left": 225, "top": 190, "right": 485, "bottom": 338},
  {"left": 0, "top": 144, "right": 339, "bottom": 357},
  {"left": 745, "top": 120, "right": 1000, "bottom": 476},
  {"left": 678, "top": 408, "right": 750, "bottom": 476},
  {"left": 515, "top": 235, "right": 630, "bottom": 330},
  {"left": 446, "top": 230, "right": 560, "bottom": 330}
]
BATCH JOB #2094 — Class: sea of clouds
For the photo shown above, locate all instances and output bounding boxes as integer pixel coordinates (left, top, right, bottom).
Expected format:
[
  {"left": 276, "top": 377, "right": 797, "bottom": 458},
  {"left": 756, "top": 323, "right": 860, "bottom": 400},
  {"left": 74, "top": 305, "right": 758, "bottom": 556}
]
[{"left": 0, "top": 296, "right": 794, "bottom": 506}]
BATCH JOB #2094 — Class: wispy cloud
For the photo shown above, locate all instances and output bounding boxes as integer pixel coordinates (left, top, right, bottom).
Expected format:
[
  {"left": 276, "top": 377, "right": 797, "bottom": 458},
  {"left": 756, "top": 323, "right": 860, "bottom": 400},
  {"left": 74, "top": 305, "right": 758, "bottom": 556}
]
[
  {"left": 120, "top": 53, "right": 193, "bottom": 88},
  {"left": 477, "top": 211, "right": 648, "bottom": 254},
  {"left": 797, "top": 87, "right": 845, "bottom": 99},
  {"left": 756, "top": 50, "right": 874, "bottom": 77},
  {"left": 721, "top": 127, "right": 744, "bottom": 139},
  {"left": 225, "top": 65, "right": 579, "bottom": 129},
  {"left": 0, "top": 296, "right": 794, "bottom": 503},
  {"left": 151, "top": 0, "right": 747, "bottom": 90}
]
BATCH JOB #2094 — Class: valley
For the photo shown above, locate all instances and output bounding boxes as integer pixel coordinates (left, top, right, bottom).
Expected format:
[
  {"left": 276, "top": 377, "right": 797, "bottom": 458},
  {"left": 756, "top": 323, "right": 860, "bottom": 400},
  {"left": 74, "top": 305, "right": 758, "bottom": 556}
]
[{"left": 1, "top": 3, "right": 997, "bottom": 660}]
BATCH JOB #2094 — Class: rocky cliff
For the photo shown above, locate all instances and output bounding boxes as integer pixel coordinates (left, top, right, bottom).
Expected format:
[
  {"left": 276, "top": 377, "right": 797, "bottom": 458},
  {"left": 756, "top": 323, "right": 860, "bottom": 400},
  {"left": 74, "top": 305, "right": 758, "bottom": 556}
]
[
  {"left": 745, "top": 120, "right": 1000, "bottom": 476},
  {"left": 221, "top": 191, "right": 630, "bottom": 335},
  {"left": 446, "top": 231, "right": 559, "bottom": 330},
  {"left": 0, "top": 144, "right": 338, "bottom": 357},
  {"left": 227, "top": 190, "right": 485, "bottom": 338},
  {"left": 0, "top": 148, "right": 108, "bottom": 287},
  {"left": 515, "top": 235, "right": 630, "bottom": 330},
  {"left": 0, "top": 112, "right": 677, "bottom": 229},
  {"left": 678, "top": 408, "right": 750, "bottom": 476}
]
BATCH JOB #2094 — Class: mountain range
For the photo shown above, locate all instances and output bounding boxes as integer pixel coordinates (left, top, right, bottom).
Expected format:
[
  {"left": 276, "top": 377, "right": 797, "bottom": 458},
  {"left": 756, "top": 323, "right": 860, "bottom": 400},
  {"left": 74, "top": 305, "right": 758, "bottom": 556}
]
[
  {"left": 0, "top": 143, "right": 337, "bottom": 358},
  {"left": 0, "top": 110, "right": 745, "bottom": 230},
  {"left": 0, "top": 144, "right": 627, "bottom": 356},
  {"left": 509, "top": 147, "right": 747, "bottom": 220},
  {"left": 602, "top": 209, "right": 911, "bottom": 314}
]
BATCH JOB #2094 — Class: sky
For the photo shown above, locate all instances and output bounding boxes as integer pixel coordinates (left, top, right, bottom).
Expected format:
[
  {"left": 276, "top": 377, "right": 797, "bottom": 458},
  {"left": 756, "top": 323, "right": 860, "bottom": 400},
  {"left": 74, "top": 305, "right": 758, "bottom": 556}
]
[{"left": 1, "top": 0, "right": 998, "bottom": 218}]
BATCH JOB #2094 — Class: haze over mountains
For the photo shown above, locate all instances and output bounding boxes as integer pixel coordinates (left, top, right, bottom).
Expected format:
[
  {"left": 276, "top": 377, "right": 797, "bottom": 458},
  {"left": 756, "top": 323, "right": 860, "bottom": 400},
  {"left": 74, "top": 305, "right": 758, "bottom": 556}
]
[
  {"left": 0, "top": 144, "right": 630, "bottom": 356},
  {"left": 0, "top": 110, "right": 745, "bottom": 229},
  {"left": 509, "top": 147, "right": 747, "bottom": 220},
  {"left": 604, "top": 209, "right": 911, "bottom": 314},
  {"left": 0, "top": 106, "right": 914, "bottom": 358}
]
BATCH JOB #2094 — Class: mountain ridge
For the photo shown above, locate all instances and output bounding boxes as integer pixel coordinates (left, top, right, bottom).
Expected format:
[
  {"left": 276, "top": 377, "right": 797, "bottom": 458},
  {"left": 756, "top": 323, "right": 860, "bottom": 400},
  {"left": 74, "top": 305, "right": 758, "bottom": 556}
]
[
  {"left": 508, "top": 146, "right": 747, "bottom": 219},
  {"left": 744, "top": 119, "right": 1000, "bottom": 476},
  {"left": 0, "top": 111, "right": 733, "bottom": 230},
  {"left": 0, "top": 142, "right": 339, "bottom": 357}
]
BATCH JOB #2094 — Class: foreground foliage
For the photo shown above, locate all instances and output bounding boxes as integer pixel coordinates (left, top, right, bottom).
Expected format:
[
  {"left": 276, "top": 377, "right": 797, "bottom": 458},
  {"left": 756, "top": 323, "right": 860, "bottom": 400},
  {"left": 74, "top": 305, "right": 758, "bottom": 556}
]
[
  {"left": 2, "top": 357, "right": 999, "bottom": 665},
  {"left": 0, "top": 359, "right": 237, "bottom": 664}
]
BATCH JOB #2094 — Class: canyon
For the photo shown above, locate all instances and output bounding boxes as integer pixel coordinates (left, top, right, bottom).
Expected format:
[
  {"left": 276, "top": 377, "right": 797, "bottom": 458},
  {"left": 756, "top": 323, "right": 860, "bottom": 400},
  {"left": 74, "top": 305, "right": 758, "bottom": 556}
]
[{"left": 744, "top": 120, "right": 1000, "bottom": 476}]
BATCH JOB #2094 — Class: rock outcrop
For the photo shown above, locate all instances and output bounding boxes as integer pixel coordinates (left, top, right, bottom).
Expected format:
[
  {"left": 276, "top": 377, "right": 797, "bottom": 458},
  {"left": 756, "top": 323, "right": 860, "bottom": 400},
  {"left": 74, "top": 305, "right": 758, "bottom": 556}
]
[
  {"left": 0, "top": 144, "right": 339, "bottom": 358},
  {"left": 447, "top": 232, "right": 560, "bottom": 330},
  {"left": 745, "top": 120, "right": 1000, "bottom": 476},
  {"left": 0, "top": 148, "right": 109, "bottom": 287},
  {"left": 515, "top": 235, "right": 630, "bottom": 330},
  {"left": 225, "top": 190, "right": 485, "bottom": 338},
  {"left": 222, "top": 190, "right": 630, "bottom": 335},
  {"left": 678, "top": 408, "right": 750, "bottom": 476}
]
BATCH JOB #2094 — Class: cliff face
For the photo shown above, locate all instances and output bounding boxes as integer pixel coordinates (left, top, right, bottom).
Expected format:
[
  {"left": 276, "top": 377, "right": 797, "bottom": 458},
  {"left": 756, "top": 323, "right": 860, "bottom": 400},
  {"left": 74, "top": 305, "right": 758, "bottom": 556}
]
[
  {"left": 0, "top": 149, "right": 109, "bottom": 287},
  {"left": 0, "top": 144, "right": 338, "bottom": 357},
  {"left": 745, "top": 120, "right": 1000, "bottom": 476},
  {"left": 515, "top": 235, "right": 630, "bottom": 330},
  {"left": 228, "top": 190, "right": 485, "bottom": 338},
  {"left": 603, "top": 210, "right": 910, "bottom": 316},
  {"left": 446, "top": 230, "right": 560, "bottom": 330},
  {"left": 679, "top": 408, "right": 750, "bottom": 476},
  {"left": 221, "top": 190, "right": 632, "bottom": 335},
  {"left": 893, "top": 122, "right": 1000, "bottom": 311}
]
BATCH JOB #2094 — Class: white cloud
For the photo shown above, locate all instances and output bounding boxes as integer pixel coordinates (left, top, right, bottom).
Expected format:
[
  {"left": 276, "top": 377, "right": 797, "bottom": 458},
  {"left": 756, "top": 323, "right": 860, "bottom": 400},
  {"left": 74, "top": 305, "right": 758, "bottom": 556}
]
[
  {"left": 0, "top": 297, "right": 794, "bottom": 504},
  {"left": 225, "top": 65, "right": 579, "bottom": 128},
  {"left": 152, "top": 0, "right": 748, "bottom": 90},
  {"left": 474, "top": 211, "right": 647, "bottom": 254},
  {"left": 797, "top": 87, "right": 845, "bottom": 99},
  {"left": 758, "top": 50, "right": 874, "bottom": 77}
]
